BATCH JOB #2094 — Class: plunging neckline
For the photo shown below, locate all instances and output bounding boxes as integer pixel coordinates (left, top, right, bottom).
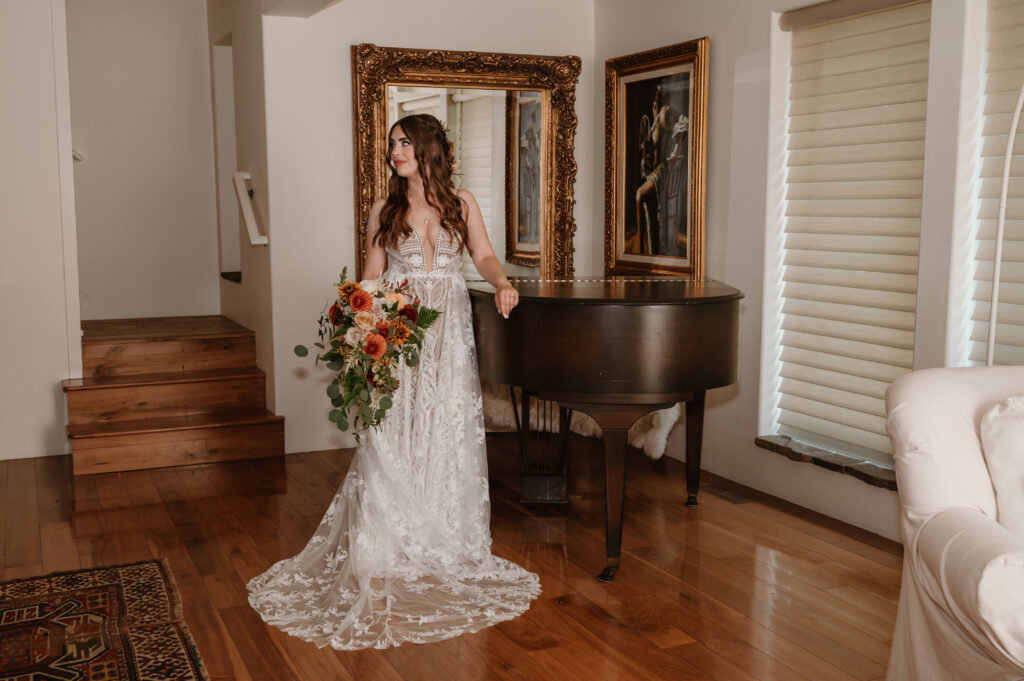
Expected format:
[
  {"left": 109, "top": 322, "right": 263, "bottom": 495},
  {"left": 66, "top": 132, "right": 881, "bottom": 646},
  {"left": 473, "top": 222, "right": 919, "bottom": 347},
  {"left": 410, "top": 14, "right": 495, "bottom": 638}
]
[{"left": 410, "top": 223, "right": 440, "bottom": 274}]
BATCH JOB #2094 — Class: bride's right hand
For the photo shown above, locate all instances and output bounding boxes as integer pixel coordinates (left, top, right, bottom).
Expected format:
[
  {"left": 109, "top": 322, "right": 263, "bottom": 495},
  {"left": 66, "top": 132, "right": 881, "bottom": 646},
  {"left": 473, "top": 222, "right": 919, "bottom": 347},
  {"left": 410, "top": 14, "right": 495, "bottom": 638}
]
[{"left": 495, "top": 283, "right": 519, "bottom": 319}]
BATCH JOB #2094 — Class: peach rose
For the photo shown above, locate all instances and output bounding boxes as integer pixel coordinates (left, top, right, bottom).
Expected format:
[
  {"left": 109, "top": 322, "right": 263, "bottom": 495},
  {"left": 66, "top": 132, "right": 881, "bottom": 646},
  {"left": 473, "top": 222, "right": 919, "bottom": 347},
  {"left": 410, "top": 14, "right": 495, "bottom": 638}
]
[
  {"left": 354, "top": 311, "right": 376, "bottom": 330},
  {"left": 384, "top": 291, "right": 408, "bottom": 309}
]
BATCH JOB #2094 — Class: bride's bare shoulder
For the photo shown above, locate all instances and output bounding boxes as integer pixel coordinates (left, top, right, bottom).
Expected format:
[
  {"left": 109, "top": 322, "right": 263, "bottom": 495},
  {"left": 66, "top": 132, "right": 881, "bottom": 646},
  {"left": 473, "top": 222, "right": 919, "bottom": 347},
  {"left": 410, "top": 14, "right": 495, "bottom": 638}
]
[{"left": 454, "top": 188, "right": 479, "bottom": 214}]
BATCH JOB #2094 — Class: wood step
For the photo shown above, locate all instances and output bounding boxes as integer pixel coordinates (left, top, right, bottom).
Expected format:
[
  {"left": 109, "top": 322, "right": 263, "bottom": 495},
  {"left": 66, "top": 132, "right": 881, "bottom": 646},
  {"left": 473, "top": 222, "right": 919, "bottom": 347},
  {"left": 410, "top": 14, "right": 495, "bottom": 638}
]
[
  {"left": 66, "top": 408, "right": 282, "bottom": 438},
  {"left": 68, "top": 409, "right": 284, "bottom": 475},
  {"left": 63, "top": 367, "right": 267, "bottom": 424},
  {"left": 82, "top": 315, "right": 257, "bottom": 377}
]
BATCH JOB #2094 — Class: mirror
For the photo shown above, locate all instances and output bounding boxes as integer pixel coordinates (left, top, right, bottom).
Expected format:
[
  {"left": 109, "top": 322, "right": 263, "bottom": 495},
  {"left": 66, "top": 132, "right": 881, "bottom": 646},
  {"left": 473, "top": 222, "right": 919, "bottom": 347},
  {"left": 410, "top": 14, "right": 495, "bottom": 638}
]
[{"left": 352, "top": 43, "right": 580, "bottom": 280}]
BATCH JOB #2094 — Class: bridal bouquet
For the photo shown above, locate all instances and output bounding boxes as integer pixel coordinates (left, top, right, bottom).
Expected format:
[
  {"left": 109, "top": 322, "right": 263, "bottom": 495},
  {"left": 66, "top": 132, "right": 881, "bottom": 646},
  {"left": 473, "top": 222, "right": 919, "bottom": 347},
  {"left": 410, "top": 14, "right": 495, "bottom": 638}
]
[{"left": 295, "top": 268, "right": 440, "bottom": 435}]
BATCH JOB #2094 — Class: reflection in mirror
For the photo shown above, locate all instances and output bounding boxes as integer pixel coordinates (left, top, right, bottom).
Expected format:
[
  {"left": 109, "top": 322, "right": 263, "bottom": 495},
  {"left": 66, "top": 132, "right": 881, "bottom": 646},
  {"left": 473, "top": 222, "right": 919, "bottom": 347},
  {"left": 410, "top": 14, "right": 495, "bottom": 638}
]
[{"left": 387, "top": 85, "right": 540, "bottom": 280}]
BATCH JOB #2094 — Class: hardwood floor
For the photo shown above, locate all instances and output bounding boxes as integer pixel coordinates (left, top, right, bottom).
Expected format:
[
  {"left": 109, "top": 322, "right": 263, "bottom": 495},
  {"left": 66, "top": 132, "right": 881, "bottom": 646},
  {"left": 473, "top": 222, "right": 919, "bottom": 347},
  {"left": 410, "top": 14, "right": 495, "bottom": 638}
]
[{"left": 0, "top": 434, "right": 901, "bottom": 681}]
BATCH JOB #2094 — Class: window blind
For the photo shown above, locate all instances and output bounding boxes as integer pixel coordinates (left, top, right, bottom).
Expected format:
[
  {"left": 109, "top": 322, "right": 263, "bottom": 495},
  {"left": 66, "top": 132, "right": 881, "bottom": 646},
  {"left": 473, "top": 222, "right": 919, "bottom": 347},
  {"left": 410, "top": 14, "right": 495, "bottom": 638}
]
[
  {"left": 452, "top": 94, "right": 496, "bottom": 277},
  {"left": 455, "top": 95, "right": 493, "bottom": 230},
  {"left": 969, "top": 0, "right": 1024, "bottom": 365},
  {"left": 775, "top": 1, "right": 930, "bottom": 464}
]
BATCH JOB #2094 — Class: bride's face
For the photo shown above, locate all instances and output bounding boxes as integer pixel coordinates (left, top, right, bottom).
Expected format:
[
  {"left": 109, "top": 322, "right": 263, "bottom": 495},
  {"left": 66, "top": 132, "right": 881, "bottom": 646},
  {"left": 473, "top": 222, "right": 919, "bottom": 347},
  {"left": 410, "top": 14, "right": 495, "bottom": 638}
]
[{"left": 389, "top": 126, "right": 418, "bottom": 178}]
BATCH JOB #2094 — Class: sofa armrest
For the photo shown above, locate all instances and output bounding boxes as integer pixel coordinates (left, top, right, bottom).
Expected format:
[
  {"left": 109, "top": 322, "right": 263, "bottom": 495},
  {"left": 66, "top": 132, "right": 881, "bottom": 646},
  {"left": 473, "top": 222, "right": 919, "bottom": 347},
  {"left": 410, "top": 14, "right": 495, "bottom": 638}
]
[{"left": 917, "top": 507, "right": 1024, "bottom": 668}]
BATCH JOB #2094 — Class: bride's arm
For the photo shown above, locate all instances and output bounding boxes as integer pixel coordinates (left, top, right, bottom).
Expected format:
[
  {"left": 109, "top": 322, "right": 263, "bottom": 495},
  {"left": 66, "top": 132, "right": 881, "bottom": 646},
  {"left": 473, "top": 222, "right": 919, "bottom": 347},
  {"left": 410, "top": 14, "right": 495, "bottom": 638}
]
[
  {"left": 459, "top": 189, "right": 518, "bottom": 318},
  {"left": 363, "top": 200, "right": 387, "bottom": 280}
]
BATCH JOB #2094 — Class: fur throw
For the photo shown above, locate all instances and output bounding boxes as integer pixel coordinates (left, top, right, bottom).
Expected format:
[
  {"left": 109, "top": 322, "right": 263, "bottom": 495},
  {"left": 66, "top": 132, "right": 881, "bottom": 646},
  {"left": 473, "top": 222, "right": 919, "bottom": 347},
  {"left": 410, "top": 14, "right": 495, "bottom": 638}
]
[{"left": 480, "top": 379, "right": 680, "bottom": 459}]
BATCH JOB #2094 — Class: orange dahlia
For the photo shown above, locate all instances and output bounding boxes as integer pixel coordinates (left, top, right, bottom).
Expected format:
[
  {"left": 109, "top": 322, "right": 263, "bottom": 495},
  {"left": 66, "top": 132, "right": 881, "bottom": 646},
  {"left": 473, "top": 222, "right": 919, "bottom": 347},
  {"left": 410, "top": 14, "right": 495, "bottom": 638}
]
[
  {"left": 376, "top": 320, "right": 391, "bottom": 336},
  {"left": 349, "top": 289, "right": 373, "bottom": 312},
  {"left": 362, "top": 333, "right": 386, "bottom": 359},
  {"left": 338, "top": 281, "right": 359, "bottom": 300}
]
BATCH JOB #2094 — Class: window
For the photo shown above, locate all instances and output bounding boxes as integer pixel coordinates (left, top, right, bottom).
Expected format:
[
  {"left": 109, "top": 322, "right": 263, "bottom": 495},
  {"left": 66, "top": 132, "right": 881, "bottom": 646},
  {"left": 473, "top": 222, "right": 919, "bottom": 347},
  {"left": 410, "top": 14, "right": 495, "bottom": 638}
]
[
  {"left": 969, "top": 0, "right": 1024, "bottom": 366},
  {"left": 765, "top": 1, "right": 931, "bottom": 465}
]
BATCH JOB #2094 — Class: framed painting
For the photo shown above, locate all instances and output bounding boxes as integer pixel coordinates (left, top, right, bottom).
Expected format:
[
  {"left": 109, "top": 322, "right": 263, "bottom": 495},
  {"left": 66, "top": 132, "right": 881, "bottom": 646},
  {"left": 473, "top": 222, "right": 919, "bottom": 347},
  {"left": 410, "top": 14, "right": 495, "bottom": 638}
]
[
  {"left": 604, "top": 38, "right": 709, "bottom": 277},
  {"left": 505, "top": 91, "right": 543, "bottom": 266}
]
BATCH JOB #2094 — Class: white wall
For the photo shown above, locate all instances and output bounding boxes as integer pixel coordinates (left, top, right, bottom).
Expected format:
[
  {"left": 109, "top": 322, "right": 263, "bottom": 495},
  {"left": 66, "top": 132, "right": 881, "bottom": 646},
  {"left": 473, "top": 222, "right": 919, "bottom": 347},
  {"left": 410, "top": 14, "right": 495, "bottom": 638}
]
[
  {"left": 0, "top": 1, "right": 81, "bottom": 461},
  {"left": 595, "top": 0, "right": 904, "bottom": 539},
  {"left": 208, "top": 0, "right": 277, "bottom": 405},
  {"left": 68, "top": 0, "right": 221, "bottom": 320},
  {"left": 261, "top": 0, "right": 597, "bottom": 454}
]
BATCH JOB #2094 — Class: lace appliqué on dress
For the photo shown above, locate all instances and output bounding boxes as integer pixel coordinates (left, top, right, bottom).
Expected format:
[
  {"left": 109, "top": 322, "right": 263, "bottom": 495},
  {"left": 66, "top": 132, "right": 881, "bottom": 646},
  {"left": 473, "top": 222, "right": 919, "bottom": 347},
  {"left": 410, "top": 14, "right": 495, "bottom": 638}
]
[{"left": 247, "top": 228, "right": 540, "bottom": 650}]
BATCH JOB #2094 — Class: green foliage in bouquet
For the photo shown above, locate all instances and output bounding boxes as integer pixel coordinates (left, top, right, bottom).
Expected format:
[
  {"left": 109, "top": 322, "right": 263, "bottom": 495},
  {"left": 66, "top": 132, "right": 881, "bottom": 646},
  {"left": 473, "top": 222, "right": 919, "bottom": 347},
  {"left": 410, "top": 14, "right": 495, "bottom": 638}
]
[{"left": 295, "top": 267, "right": 440, "bottom": 438}]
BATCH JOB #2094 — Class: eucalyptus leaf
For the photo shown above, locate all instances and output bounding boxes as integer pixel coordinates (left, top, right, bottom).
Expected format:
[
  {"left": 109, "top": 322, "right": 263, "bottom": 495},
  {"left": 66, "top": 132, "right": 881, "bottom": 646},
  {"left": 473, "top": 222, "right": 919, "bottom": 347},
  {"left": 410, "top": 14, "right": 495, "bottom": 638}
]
[
  {"left": 327, "top": 382, "right": 340, "bottom": 399},
  {"left": 294, "top": 345, "right": 309, "bottom": 357}
]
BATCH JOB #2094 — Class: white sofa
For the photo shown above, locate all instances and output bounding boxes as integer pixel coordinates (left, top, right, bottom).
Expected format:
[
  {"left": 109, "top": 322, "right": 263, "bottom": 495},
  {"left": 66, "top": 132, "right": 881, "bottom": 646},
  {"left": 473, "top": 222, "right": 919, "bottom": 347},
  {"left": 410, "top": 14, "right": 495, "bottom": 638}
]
[{"left": 886, "top": 366, "right": 1024, "bottom": 681}]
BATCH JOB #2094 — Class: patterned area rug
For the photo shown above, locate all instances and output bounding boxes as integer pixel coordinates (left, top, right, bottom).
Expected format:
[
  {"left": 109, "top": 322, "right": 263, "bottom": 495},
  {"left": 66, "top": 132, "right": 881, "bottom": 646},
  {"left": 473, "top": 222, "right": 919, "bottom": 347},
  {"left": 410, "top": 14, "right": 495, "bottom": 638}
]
[{"left": 0, "top": 558, "right": 209, "bottom": 681}]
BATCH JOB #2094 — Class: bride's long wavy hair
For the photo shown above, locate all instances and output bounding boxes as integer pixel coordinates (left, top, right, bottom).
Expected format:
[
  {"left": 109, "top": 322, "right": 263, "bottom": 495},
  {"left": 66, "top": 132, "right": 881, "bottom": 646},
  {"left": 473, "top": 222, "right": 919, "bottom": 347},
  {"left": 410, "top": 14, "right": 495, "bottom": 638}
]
[{"left": 374, "top": 114, "right": 468, "bottom": 252}]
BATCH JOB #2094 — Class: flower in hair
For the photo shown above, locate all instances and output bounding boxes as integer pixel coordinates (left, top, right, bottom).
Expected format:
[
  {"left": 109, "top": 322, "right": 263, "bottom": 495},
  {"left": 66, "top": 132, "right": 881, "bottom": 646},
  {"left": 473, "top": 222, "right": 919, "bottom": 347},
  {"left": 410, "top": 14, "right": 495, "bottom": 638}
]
[
  {"left": 440, "top": 122, "right": 458, "bottom": 172},
  {"left": 448, "top": 142, "right": 459, "bottom": 171}
]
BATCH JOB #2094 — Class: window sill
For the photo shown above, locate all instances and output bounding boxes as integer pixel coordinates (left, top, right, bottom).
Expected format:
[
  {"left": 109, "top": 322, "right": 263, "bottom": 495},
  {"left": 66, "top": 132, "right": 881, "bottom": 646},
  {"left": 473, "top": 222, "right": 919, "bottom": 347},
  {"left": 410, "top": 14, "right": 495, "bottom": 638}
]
[{"left": 754, "top": 434, "right": 897, "bottom": 491}]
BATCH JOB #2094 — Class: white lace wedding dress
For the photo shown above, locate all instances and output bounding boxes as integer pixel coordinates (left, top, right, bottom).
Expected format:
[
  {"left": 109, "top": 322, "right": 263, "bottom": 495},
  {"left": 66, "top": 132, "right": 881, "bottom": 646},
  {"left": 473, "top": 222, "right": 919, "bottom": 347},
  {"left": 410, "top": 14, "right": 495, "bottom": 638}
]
[{"left": 247, "top": 228, "right": 540, "bottom": 649}]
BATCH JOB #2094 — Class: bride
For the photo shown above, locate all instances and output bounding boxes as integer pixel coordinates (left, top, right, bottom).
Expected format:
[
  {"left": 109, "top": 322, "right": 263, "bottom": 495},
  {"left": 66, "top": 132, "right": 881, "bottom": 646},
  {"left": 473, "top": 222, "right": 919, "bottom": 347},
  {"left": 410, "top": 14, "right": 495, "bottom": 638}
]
[{"left": 247, "top": 113, "right": 541, "bottom": 649}]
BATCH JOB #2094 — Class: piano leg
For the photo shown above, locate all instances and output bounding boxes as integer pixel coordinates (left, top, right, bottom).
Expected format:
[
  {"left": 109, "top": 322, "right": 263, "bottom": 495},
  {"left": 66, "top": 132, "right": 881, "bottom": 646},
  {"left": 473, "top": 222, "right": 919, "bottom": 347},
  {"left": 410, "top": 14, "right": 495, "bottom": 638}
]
[
  {"left": 597, "top": 427, "right": 627, "bottom": 583},
  {"left": 559, "top": 401, "right": 673, "bottom": 582},
  {"left": 684, "top": 390, "right": 706, "bottom": 506}
]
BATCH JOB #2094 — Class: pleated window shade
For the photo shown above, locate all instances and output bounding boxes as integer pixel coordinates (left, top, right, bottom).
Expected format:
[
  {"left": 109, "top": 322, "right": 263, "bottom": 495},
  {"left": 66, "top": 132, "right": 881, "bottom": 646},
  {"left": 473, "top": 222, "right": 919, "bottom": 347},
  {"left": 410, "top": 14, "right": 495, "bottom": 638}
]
[
  {"left": 453, "top": 94, "right": 496, "bottom": 278},
  {"left": 970, "top": 0, "right": 1024, "bottom": 365},
  {"left": 455, "top": 96, "right": 494, "bottom": 230},
  {"left": 776, "top": 1, "right": 930, "bottom": 464}
]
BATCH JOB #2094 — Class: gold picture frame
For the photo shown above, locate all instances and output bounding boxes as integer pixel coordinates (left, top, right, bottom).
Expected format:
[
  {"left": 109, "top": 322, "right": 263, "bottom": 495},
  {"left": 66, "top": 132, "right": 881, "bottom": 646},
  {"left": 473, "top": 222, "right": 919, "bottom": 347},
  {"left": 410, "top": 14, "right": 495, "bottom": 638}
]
[
  {"left": 351, "top": 43, "right": 581, "bottom": 279},
  {"left": 505, "top": 91, "right": 543, "bottom": 267},
  {"left": 604, "top": 38, "right": 709, "bottom": 277}
]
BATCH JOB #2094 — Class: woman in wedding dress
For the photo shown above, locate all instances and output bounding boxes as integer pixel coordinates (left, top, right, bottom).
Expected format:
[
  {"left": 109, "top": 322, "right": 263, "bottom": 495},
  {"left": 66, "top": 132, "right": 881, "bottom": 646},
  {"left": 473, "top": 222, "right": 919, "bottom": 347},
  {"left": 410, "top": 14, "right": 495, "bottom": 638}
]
[{"left": 247, "top": 113, "right": 540, "bottom": 649}]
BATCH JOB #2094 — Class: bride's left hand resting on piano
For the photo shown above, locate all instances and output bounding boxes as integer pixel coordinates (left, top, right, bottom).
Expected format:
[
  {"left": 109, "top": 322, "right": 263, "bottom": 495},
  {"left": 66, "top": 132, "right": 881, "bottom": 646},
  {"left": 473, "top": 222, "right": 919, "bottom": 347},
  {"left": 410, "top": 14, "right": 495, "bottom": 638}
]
[{"left": 458, "top": 188, "right": 519, "bottom": 319}]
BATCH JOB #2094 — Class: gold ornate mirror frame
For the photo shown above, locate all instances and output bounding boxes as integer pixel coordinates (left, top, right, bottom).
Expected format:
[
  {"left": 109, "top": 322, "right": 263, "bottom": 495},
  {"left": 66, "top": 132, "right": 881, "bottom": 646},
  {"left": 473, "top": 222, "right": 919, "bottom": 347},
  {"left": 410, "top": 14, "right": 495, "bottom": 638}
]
[{"left": 351, "top": 43, "right": 581, "bottom": 279}]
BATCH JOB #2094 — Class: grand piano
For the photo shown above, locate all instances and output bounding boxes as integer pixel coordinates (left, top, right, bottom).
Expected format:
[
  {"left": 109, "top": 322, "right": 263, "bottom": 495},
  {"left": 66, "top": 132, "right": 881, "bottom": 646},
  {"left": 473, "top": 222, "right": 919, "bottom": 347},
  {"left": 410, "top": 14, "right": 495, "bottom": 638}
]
[{"left": 467, "top": 276, "right": 742, "bottom": 582}]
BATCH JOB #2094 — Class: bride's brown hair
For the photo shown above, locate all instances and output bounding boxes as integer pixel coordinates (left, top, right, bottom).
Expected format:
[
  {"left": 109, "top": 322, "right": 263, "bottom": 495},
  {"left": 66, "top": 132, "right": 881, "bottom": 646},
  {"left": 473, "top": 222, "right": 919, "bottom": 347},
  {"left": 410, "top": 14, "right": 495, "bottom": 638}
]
[{"left": 374, "top": 114, "right": 468, "bottom": 252}]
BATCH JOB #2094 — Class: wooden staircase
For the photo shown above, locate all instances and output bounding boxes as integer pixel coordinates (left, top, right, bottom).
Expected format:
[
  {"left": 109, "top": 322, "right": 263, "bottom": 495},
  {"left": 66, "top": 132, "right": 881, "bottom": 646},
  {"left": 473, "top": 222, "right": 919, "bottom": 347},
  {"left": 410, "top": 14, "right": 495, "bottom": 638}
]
[{"left": 63, "top": 316, "right": 284, "bottom": 475}]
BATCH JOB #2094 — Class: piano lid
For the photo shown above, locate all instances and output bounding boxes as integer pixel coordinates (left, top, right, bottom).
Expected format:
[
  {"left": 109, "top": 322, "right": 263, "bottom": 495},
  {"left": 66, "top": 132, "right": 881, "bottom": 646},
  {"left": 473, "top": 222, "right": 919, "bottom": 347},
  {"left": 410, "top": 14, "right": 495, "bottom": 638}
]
[{"left": 464, "top": 276, "right": 743, "bottom": 306}]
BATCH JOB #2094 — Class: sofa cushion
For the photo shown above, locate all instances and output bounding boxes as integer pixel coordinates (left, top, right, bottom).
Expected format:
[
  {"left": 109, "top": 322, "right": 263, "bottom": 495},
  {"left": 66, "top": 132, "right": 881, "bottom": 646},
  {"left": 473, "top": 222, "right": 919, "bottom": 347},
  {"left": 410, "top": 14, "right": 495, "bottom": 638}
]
[{"left": 981, "top": 396, "right": 1024, "bottom": 539}]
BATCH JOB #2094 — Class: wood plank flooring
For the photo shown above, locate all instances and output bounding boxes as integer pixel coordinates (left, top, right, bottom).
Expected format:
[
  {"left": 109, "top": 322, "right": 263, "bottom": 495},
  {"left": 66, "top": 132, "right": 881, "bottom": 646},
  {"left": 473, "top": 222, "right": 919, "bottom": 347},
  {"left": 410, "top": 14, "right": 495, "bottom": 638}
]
[{"left": 0, "top": 434, "right": 901, "bottom": 681}]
